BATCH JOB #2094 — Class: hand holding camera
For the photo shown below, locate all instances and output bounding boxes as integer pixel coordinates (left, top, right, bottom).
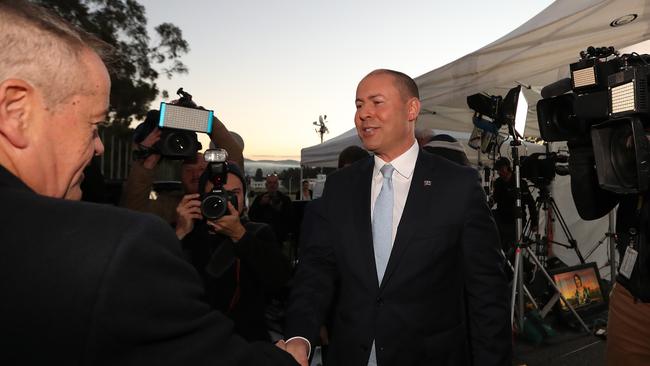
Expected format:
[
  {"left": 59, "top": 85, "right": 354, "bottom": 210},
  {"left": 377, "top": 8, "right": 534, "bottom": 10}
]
[
  {"left": 138, "top": 127, "right": 162, "bottom": 169},
  {"left": 206, "top": 201, "right": 246, "bottom": 242},
  {"left": 175, "top": 193, "right": 202, "bottom": 240}
]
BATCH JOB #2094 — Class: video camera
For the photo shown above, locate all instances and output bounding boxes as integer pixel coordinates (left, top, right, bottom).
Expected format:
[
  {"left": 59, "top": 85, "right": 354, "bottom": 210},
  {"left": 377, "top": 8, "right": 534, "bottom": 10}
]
[
  {"left": 133, "top": 88, "right": 214, "bottom": 159},
  {"left": 520, "top": 152, "right": 570, "bottom": 187},
  {"left": 537, "top": 46, "right": 650, "bottom": 193},
  {"left": 198, "top": 149, "right": 238, "bottom": 220}
]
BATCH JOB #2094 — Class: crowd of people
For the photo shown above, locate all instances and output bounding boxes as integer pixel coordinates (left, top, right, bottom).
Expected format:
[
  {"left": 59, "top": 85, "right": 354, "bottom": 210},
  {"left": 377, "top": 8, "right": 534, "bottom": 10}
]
[{"left": 2, "top": 2, "right": 649, "bottom": 366}]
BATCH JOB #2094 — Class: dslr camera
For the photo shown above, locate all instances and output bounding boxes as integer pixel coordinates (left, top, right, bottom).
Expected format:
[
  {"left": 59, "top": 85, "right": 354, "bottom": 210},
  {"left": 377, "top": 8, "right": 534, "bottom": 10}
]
[
  {"left": 537, "top": 46, "right": 650, "bottom": 194},
  {"left": 199, "top": 149, "right": 238, "bottom": 220},
  {"left": 133, "top": 88, "right": 214, "bottom": 159}
]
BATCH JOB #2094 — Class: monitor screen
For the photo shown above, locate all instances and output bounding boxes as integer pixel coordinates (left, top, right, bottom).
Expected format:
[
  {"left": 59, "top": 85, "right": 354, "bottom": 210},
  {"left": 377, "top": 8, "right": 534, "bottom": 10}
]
[{"left": 550, "top": 262, "right": 607, "bottom": 313}]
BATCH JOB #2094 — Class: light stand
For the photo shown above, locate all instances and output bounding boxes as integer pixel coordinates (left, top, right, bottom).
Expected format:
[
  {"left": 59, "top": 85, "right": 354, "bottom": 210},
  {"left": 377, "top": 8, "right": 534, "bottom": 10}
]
[{"left": 508, "top": 130, "right": 590, "bottom": 333}]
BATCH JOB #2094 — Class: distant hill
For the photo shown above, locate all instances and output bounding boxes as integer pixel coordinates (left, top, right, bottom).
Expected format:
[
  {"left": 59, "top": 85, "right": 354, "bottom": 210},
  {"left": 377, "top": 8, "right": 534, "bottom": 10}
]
[{"left": 243, "top": 158, "right": 300, "bottom": 176}]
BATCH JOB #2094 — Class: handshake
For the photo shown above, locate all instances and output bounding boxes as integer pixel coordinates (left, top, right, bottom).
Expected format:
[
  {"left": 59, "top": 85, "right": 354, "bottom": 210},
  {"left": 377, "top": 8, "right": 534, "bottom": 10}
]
[{"left": 275, "top": 338, "right": 310, "bottom": 366}]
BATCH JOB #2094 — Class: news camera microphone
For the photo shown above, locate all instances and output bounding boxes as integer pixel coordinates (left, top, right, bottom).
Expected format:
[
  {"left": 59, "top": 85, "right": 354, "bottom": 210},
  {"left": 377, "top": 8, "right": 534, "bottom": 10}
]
[{"left": 541, "top": 78, "right": 572, "bottom": 99}]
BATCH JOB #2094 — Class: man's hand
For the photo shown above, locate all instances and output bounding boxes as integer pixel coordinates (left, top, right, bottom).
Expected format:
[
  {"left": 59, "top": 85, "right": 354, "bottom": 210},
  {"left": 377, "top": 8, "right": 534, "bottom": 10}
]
[
  {"left": 175, "top": 193, "right": 202, "bottom": 240},
  {"left": 206, "top": 202, "right": 246, "bottom": 242},
  {"left": 285, "top": 338, "right": 309, "bottom": 366},
  {"left": 139, "top": 127, "right": 162, "bottom": 169}
]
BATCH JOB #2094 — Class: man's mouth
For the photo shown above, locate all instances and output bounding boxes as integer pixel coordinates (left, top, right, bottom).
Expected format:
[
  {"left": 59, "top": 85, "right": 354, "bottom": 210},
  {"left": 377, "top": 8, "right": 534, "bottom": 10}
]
[{"left": 361, "top": 127, "right": 378, "bottom": 135}]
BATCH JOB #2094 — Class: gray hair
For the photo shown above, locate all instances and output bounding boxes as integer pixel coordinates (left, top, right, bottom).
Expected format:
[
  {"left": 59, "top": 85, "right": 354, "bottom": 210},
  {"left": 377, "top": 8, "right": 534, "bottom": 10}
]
[{"left": 0, "top": 0, "right": 112, "bottom": 106}]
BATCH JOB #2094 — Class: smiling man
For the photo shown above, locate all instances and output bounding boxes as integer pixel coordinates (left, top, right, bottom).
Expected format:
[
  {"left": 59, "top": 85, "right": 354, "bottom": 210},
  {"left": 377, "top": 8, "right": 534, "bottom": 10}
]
[
  {"left": 0, "top": 2, "right": 297, "bottom": 365},
  {"left": 284, "top": 69, "right": 511, "bottom": 366}
]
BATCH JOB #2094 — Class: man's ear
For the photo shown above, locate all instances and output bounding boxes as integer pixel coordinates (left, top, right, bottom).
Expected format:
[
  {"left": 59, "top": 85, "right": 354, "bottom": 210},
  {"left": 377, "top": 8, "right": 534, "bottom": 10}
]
[
  {"left": 0, "top": 79, "right": 33, "bottom": 149},
  {"left": 407, "top": 97, "right": 421, "bottom": 122}
]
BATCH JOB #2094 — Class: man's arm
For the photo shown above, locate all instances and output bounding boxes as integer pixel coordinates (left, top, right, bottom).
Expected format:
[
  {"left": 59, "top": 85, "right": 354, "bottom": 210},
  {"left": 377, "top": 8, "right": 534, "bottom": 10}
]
[
  {"left": 86, "top": 213, "right": 297, "bottom": 366},
  {"left": 284, "top": 198, "right": 338, "bottom": 364},
  {"left": 210, "top": 116, "right": 244, "bottom": 170},
  {"left": 461, "top": 174, "right": 512, "bottom": 366}
]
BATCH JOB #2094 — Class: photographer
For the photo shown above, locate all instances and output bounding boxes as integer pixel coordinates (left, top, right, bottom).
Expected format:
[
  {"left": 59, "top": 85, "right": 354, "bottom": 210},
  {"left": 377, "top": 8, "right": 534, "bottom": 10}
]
[
  {"left": 179, "top": 161, "right": 292, "bottom": 342},
  {"left": 567, "top": 141, "right": 650, "bottom": 365},
  {"left": 249, "top": 175, "right": 293, "bottom": 245},
  {"left": 120, "top": 107, "right": 244, "bottom": 225},
  {"left": 492, "top": 157, "right": 538, "bottom": 253}
]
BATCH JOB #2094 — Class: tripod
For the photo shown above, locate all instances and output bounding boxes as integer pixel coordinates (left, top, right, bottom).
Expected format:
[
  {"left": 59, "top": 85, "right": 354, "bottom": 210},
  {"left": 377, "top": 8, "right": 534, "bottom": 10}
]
[
  {"left": 507, "top": 139, "right": 590, "bottom": 334},
  {"left": 523, "top": 183, "right": 586, "bottom": 264}
]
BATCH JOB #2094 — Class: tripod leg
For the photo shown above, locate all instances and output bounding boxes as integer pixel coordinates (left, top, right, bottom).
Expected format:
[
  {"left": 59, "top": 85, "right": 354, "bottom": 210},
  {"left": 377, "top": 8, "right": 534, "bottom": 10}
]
[
  {"left": 510, "top": 249, "right": 520, "bottom": 327},
  {"left": 502, "top": 250, "right": 539, "bottom": 310},
  {"left": 550, "top": 198, "right": 586, "bottom": 264},
  {"left": 524, "top": 247, "right": 591, "bottom": 333}
]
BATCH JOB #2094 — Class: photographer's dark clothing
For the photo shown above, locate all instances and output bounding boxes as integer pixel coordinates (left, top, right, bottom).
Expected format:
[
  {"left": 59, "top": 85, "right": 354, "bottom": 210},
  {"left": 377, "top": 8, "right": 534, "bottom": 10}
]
[
  {"left": 249, "top": 191, "right": 293, "bottom": 243},
  {"left": 0, "top": 166, "right": 298, "bottom": 366},
  {"left": 182, "top": 220, "right": 292, "bottom": 342},
  {"left": 492, "top": 175, "right": 537, "bottom": 251}
]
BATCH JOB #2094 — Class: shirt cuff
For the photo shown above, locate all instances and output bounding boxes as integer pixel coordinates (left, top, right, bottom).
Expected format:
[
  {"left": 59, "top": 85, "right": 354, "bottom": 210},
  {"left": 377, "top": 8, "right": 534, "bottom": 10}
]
[{"left": 286, "top": 336, "right": 312, "bottom": 358}]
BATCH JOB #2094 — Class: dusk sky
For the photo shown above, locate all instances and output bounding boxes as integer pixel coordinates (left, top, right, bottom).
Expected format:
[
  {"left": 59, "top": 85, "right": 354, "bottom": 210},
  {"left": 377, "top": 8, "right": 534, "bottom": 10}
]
[{"left": 138, "top": 0, "right": 554, "bottom": 161}]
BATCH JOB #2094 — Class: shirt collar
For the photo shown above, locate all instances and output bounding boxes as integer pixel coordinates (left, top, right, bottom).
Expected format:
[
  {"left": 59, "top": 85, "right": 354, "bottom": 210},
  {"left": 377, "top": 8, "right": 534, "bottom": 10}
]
[{"left": 373, "top": 140, "right": 419, "bottom": 179}]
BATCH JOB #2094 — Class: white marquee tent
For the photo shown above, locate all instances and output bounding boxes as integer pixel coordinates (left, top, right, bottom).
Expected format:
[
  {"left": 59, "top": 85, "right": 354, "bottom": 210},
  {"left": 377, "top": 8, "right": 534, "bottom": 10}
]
[{"left": 300, "top": 0, "right": 650, "bottom": 277}]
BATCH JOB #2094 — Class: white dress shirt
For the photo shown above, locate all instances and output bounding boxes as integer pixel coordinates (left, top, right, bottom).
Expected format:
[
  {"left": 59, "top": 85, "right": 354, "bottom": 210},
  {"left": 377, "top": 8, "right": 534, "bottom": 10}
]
[{"left": 371, "top": 141, "right": 419, "bottom": 247}]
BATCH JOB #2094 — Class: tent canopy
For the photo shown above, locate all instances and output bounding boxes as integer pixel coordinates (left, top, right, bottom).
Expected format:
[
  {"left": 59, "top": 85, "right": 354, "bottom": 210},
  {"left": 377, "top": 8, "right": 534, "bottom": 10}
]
[
  {"left": 300, "top": 127, "right": 542, "bottom": 168},
  {"left": 415, "top": 0, "right": 650, "bottom": 136}
]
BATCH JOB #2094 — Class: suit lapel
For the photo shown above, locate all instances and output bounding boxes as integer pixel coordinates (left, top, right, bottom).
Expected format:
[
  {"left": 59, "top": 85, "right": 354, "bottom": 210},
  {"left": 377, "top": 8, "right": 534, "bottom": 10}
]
[
  {"left": 351, "top": 159, "right": 379, "bottom": 289},
  {"left": 380, "top": 151, "right": 436, "bottom": 290}
]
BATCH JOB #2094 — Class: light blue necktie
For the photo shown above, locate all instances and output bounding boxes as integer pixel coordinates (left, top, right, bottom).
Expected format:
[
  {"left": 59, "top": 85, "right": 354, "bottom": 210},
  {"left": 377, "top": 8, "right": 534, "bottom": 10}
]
[
  {"left": 369, "top": 164, "right": 394, "bottom": 366},
  {"left": 372, "top": 164, "right": 394, "bottom": 284}
]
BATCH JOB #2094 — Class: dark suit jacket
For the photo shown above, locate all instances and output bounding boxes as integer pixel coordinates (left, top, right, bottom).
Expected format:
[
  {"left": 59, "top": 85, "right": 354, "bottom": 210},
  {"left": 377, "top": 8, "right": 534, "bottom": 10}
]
[
  {"left": 0, "top": 166, "right": 297, "bottom": 366},
  {"left": 285, "top": 151, "right": 511, "bottom": 366}
]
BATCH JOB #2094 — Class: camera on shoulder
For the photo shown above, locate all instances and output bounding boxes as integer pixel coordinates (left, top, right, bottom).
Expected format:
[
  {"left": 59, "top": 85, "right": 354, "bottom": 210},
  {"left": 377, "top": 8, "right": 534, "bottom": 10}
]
[
  {"left": 133, "top": 88, "right": 214, "bottom": 159},
  {"left": 537, "top": 46, "right": 650, "bottom": 194}
]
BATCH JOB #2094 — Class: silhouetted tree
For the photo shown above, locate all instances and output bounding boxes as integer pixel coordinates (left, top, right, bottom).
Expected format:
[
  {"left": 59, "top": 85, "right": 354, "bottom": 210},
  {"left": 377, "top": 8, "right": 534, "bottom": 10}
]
[{"left": 34, "top": 0, "right": 189, "bottom": 126}]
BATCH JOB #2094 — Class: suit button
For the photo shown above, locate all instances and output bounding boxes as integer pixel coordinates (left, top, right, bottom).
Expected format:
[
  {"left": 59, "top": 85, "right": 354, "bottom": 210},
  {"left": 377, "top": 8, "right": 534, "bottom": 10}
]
[
  {"left": 376, "top": 297, "right": 384, "bottom": 306},
  {"left": 379, "top": 347, "right": 385, "bottom": 352}
]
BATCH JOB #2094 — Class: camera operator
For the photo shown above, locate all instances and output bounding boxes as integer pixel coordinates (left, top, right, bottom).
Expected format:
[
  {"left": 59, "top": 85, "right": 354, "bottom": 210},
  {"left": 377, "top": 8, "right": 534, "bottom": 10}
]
[
  {"left": 120, "top": 111, "right": 244, "bottom": 225},
  {"left": 567, "top": 140, "right": 650, "bottom": 365},
  {"left": 179, "top": 160, "right": 292, "bottom": 342},
  {"left": 492, "top": 157, "right": 538, "bottom": 254}
]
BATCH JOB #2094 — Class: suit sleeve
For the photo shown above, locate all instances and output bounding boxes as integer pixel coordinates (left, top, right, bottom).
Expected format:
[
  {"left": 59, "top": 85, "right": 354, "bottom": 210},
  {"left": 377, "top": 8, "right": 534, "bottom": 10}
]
[
  {"left": 461, "top": 174, "right": 512, "bottom": 366},
  {"left": 85, "top": 214, "right": 297, "bottom": 366},
  {"left": 284, "top": 196, "right": 339, "bottom": 346}
]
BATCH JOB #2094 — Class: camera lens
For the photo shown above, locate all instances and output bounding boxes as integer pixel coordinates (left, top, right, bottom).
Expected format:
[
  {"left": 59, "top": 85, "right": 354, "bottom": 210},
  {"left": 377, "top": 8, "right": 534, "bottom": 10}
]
[
  {"left": 201, "top": 193, "right": 227, "bottom": 219},
  {"left": 610, "top": 125, "right": 637, "bottom": 187}
]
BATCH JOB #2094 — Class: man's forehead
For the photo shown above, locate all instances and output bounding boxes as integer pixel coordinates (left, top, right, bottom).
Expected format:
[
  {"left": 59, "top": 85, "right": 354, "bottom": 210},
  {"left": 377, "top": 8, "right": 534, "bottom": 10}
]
[{"left": 357, "top": 74, "right": 397, "bottom": 97}]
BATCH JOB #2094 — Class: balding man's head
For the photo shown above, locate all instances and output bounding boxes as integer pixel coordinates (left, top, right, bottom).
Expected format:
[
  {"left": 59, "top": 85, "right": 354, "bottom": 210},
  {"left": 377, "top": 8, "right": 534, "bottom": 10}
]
[{"left": 0, "top": 0, "right": 112, "bottom": 107}]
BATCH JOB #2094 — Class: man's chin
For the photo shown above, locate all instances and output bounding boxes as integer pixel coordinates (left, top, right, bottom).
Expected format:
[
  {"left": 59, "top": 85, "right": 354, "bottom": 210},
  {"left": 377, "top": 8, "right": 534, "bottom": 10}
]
[{"left": 64, "top": 184, "right": 83, "bottom": 201}]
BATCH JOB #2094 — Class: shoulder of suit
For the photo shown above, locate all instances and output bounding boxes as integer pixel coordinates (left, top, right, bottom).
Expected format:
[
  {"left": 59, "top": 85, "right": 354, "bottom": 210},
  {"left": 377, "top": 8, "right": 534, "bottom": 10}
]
[{"left": 16, "top": 191, "right": 170, "bottom": 234}]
